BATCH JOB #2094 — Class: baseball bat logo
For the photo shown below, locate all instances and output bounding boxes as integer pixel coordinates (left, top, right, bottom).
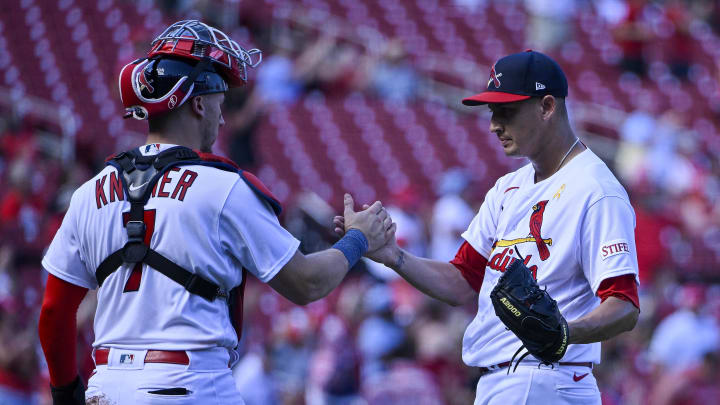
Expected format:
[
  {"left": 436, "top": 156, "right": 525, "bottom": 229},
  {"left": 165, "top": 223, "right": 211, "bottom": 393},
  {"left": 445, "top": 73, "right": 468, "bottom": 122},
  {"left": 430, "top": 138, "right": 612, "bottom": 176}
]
[
  {"left": 138, "top": 70, "right": 155, "bottom": 94},
  {"left": 488, "top": 65, "right": 502, "bottom": 89}
]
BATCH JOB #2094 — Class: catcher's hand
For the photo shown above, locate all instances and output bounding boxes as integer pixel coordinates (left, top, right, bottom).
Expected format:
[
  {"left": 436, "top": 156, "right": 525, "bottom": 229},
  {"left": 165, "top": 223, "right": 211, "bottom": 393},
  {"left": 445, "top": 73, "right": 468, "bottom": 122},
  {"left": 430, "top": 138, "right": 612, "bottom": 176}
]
[{"left": 490, "top": 255, "right": 569, "bottom": 372}]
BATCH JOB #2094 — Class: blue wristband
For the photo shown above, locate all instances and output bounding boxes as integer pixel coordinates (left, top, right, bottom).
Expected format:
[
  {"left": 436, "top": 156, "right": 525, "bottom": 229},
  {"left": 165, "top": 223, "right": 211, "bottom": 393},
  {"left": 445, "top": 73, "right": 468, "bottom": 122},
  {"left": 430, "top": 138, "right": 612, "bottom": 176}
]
[{"left": 333, "top": 229, "right": 369, "bottom": 268}]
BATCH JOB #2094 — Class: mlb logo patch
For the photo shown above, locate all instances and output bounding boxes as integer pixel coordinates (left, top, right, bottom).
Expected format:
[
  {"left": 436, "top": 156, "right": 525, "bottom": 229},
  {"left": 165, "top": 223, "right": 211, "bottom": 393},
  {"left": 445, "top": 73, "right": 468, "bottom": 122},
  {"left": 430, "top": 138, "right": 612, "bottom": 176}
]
[
  {"left": 144, "top": 143, "right": 161, "bottom": 154},
  {"left": 107, "top": 349, "right": 145, "bottom": 370}
]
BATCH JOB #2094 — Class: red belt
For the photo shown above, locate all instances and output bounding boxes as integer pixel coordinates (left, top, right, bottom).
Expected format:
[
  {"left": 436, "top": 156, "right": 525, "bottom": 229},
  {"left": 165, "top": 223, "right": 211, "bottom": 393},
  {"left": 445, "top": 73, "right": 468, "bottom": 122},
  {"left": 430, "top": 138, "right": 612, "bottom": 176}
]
[
  {"left": 94, "top": 348, "right": 189, "bottom": 366},
  {"left": 478, "top": 361, "right": 592, "bottom": 374}
]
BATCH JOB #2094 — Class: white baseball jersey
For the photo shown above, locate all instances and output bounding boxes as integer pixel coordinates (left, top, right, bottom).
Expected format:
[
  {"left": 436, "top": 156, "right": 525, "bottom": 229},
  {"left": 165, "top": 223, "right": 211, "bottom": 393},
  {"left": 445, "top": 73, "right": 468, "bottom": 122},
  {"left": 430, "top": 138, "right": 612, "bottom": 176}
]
[
  {"left": 461, "top": 148, "right": 639, "bottom": 367},
  {"left": 42, "top": 144, "right": 300, "bottom": 350}
]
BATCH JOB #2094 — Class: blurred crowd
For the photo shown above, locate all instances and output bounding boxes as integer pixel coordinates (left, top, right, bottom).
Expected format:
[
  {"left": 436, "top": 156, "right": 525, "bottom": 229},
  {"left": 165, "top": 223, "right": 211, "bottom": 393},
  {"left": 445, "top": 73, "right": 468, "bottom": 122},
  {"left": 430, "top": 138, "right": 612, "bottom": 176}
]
[{"left": 1, "top": 0, "right": 720, "bottom": 404}]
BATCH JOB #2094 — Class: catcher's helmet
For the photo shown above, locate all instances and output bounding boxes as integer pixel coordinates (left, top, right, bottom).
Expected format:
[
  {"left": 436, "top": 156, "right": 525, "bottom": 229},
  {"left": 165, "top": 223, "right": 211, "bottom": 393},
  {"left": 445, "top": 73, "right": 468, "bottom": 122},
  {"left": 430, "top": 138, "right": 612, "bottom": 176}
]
[{"left": 119, "top": 20, "right": 262, "bottom": 120}]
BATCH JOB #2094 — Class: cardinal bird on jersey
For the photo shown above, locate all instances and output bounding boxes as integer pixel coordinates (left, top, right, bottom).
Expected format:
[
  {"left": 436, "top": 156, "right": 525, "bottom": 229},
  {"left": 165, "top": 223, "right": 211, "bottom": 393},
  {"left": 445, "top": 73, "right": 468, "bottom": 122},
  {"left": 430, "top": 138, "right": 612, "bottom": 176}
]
[{"left": 529, "top": 200, "right": 550, "bottom": 261}]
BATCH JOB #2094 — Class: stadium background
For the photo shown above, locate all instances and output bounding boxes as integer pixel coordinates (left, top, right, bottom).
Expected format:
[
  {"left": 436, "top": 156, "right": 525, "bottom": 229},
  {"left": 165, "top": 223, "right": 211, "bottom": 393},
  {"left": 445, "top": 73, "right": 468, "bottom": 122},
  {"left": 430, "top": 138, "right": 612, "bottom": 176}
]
[{"left": 1, "top": 0, "right": 719, "bottom": 403}]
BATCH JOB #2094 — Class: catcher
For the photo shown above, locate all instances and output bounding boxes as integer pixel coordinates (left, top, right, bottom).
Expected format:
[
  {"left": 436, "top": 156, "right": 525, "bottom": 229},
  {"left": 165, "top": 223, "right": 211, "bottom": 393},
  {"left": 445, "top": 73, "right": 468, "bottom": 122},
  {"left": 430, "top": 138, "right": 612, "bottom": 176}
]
[
  {"left": 335, "top": 50, "right": 639, "bottom": 404},
  {"left": 38, "top": 20, "right": 393, "bottom": 405}
]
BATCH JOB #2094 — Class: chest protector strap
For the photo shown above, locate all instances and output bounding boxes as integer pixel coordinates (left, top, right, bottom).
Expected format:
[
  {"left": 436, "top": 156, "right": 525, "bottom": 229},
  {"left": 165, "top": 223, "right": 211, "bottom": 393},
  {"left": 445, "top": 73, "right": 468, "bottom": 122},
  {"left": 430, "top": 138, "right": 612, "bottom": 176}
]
[{"left": 95, "top": 147, "right": 238, "bottom": 301}]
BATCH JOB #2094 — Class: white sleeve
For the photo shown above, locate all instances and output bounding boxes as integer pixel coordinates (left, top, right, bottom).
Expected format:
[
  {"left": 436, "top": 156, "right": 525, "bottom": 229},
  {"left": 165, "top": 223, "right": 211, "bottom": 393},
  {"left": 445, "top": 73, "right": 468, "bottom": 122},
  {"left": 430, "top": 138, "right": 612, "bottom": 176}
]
[
  {"left": 460, "top": 182, "right": 500, "bottom": 258},
  {"left": 41, "top": 192, "right": 96, "bottom": 289},
  {"left": 579, "top": 196, "right": 639, "bottom": 293},
  {"left": 218, "top": 179, "right": 300, "bottom": 283}
]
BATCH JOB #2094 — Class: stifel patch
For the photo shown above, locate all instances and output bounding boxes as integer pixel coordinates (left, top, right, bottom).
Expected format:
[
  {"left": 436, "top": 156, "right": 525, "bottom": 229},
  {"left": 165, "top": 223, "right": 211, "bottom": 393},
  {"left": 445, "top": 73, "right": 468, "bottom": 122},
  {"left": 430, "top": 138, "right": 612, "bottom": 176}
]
[{"left": 600, "top": 239, "right": 631, "bottom": 260}]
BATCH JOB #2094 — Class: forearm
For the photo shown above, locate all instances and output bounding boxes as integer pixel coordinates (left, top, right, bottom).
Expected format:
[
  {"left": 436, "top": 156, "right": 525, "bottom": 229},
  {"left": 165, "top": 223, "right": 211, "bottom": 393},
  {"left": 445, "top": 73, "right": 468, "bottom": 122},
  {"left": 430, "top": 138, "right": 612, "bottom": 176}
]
[
  {"left": 270, "top": 249, "right": 351, "bottom": 305},
  {"left": 568, "top": 296, "right": 639, "bottom": 344},
  {"left": 299, "top": 227, "right": 370, "bottom": 301},
  {"left": 301, "top": 249, "right": 351, "bottom": 302},
  {"left": 38, "top": 275, "right": 88, "bottom": 386},
  {"left": 386, "top": 248, "right": 476, "bottom": 306},
  {"left": 39, "top": 306, "right": 78, "bottom": 386}
]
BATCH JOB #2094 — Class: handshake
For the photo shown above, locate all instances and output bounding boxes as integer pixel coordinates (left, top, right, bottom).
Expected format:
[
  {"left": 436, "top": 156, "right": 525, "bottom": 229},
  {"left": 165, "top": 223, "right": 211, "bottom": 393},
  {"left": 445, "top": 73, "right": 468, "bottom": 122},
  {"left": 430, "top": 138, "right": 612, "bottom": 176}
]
[{"left": 332, "top": 193, "right": 402, "bottom": 269}]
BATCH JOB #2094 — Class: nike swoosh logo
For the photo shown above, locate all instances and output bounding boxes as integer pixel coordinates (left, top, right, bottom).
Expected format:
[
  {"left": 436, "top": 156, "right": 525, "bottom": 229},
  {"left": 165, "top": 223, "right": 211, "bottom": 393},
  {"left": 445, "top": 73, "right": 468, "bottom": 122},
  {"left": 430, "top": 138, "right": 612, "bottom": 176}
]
[
  {"left": 573, "top": 372, "right": 589, "bottom": 382},
  {"left": 128, "top": 181, "right": 149, "bottom": 191}
]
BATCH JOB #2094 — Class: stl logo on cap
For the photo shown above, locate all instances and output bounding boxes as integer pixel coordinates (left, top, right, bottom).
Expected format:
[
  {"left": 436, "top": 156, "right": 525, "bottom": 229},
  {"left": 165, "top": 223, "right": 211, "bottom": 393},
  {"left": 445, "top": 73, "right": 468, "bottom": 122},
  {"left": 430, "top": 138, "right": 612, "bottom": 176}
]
[{"left": 488, "top": 64, "right": 502, "bottom": 89}]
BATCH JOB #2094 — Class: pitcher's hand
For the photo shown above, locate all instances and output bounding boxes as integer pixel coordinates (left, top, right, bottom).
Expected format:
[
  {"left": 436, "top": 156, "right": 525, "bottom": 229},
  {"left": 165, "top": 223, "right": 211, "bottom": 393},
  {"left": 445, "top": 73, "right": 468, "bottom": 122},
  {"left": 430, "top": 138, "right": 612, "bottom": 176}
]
[
  {"left": 341, "top": 193, "right": 392, "bottom": 252},
  {"left": 334, "top": 201, "right": 398, "bottom": 265}
]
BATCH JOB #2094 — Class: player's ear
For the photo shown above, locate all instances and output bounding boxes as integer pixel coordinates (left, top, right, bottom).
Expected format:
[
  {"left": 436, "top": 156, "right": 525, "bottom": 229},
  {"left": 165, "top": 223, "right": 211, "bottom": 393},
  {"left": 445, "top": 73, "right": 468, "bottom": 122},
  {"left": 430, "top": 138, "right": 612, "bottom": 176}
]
[
  {"left": 189, "top": 95, "right": 205, "bottom": 119},
  {"left": 539, "top": 95, "right": 556, "bottom": 121}
]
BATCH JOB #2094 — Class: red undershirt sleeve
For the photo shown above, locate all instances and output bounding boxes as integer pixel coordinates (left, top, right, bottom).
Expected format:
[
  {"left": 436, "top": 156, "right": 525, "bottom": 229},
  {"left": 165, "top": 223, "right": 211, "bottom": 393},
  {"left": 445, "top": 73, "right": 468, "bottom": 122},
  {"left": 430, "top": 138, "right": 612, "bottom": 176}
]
[
  {"left": 38, "top": 274, "right": 89, "bottom": 387},
  {"left": 596, "top": 274, "right": 640, "bottom": 310},
  {"left": 449, "top": 241, "right": 488, "bottom": 293}
]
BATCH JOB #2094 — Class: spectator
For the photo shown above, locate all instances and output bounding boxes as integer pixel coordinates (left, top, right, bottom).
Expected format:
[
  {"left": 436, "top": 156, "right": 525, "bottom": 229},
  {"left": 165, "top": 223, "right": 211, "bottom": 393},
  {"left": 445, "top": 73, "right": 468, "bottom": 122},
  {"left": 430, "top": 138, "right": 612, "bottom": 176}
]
[
  {"left": 645, "top": 112, "right": 697, "bottom": 197},
  {"left": 650, "top": 351, "right": 720, "bottom": 405},
  {"left": 365, "top": 39, "right": 419, "bottom": 103},
  {"left": 664, "top": 0, "right": 693, "bottom": 80},
  {"left": 256, "top": 48, "right": 303, "bottom": 103},
  {"left": 429, "top": 168, "right": 475, "bottom": 261},
  {"left": 648, "top": 284, "right": 720, "bottom": 373},
  {"left": 411, "top": 300, "right": 473, "bottom": 405},
  {"left": 612, "top": 0, "right": 652, "bottom": 77},
  {"left": 306, "top": 315, "right": 361, "bottom": 405},
  {"left": 615, "top": 95, "right": 658, "bottom": 188},
  {"left": 269, "top": 308, "right": 314, "bottom": 404},
  {"left": 362, "top": 338, "right": 444, "bottom": 405},
  {"left": 524, "top": 0, "right": 576, "bottom": 52},
  {"left": 0, "top": 312, "right": 39, "bottom": 404},
  {"left": 226, "top": 86, "right": 265, "bottom": 171},
  {"left": 385, "top": 187, "right": 426, "bottom": 258},
  {"left": 356, "top": 284, "right": 405, "bottom": 380},
  {"left": 233, "top": 345, "right": 278, "bottom": 405},
  {"left": 365, "top": 187, "right": 426, "bottom": 281}
]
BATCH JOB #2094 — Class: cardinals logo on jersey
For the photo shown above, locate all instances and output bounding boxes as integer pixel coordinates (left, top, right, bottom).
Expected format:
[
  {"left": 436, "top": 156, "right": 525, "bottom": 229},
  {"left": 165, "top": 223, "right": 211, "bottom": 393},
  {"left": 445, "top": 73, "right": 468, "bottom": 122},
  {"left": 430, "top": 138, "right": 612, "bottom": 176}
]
[
  {"left": 528, "top": 200, "right": 551, "bottom": 260},
  {"left": 493, "top": 200, "right": 552, "bottom": 259},
  {"left": 488, "top": 64, "right": 502, "bottom": 89},
  {"left": 487, "top": 200, "right": 553, "bottom": 279}
]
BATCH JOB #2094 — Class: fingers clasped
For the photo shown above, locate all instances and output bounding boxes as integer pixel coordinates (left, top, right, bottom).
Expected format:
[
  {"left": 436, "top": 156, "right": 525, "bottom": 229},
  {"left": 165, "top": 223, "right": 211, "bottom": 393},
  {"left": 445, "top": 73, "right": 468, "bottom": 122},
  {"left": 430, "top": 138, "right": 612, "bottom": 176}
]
[{"left": 337, "top": 195, "right": 395, "bottom": 252}]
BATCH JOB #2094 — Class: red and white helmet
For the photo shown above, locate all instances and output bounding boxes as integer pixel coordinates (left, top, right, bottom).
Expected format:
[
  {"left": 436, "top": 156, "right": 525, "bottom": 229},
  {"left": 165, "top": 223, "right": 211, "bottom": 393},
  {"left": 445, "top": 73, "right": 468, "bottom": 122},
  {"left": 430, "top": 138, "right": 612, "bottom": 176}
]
[{"left": 119, "top": 20, "right": 262, "bottom": 120}]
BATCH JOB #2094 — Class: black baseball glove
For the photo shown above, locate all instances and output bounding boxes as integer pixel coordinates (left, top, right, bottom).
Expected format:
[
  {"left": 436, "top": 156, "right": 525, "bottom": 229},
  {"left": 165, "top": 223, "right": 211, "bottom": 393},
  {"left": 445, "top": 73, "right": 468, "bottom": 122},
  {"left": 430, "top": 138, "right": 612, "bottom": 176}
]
[{"left": 490, "top": 255, "right": 569, "bottom": 373}]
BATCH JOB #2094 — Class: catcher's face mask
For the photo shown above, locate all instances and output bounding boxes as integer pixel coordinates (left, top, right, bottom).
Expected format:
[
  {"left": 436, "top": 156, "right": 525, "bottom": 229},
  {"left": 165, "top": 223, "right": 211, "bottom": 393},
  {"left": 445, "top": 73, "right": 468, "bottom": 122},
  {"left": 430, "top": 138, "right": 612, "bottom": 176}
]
[{"left": 118, "top": 20, "right": 262, "bottom": 120}]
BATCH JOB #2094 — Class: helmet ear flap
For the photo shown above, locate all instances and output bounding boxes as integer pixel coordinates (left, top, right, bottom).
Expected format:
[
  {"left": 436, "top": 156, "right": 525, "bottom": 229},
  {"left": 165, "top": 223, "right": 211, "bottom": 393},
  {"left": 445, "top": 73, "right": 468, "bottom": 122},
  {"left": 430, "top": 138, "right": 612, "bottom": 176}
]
[
  {"left": 118, "top": 58, "right": 144, "bottom": 107},
  {"left": 118, "top": 58, "right": 195, "bottom": 120}
]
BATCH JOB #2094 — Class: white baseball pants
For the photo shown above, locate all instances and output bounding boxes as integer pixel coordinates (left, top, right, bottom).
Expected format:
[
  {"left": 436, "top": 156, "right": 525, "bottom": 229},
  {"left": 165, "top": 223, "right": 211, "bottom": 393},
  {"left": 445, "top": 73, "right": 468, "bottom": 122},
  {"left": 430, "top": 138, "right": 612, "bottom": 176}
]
[
  {"left": 86, "top": 347, "right": 245, "bottom": 405},
  {"left": 474, "top": 363, "right": 601, "bottom": 405}
]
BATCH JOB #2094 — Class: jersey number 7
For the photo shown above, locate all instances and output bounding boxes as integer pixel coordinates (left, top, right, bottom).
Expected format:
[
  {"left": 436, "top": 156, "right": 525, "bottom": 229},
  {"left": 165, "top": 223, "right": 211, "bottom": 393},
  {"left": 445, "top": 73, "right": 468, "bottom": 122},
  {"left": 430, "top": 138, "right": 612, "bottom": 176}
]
[{"left": 121, "top": 210, "right": 156, "bottom": 292}]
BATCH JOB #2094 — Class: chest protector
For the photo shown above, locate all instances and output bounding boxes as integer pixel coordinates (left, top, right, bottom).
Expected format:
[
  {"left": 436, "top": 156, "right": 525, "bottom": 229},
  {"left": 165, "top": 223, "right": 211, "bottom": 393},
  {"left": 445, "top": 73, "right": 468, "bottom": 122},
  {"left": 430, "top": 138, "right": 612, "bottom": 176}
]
[{"left": 95, "top": 146, "right": 281, "bottom": 304}]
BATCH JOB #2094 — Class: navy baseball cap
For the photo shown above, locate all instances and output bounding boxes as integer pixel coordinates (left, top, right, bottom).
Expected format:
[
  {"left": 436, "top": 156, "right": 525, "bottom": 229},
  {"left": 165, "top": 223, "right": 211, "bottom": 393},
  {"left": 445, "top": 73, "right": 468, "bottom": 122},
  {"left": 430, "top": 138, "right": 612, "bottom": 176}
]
[{"left": 462, "top": 50, "right": 568, "bottom": 105}]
